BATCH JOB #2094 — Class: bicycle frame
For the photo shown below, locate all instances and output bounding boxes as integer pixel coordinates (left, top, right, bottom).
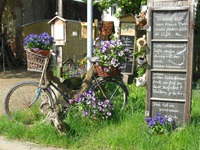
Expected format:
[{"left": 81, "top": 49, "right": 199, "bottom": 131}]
[{"left": 49, "top": 81, "right": 70, "bottom": 102}]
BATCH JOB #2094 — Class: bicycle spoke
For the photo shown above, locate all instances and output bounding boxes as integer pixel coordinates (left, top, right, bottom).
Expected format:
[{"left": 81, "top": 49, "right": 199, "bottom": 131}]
[{"left": 4, "top": 82, "right": 54, "bottom": 125}]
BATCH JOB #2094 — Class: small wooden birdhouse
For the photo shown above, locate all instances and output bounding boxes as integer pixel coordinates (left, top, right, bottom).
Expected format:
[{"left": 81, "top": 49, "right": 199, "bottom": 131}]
[{"left": 48, "top": 16, "right": 67, "bottom": 45}]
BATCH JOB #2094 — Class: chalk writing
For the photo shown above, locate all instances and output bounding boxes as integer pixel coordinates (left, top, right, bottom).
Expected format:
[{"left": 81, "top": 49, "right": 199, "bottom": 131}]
[
  {"left": 120, "top": 35, "right": 134, "bottom": 47},
  {"left": 151, "top": 101, "right": 185, "bottom": 125},
  {"left": 152, "top": 42, "right": 187, "bottom": 69},
  {"left": 152, "top": 72, "right": 186, "bottom": 99},
  {"left": 153, "top": 10, "right": 188, "bottom": 39}
]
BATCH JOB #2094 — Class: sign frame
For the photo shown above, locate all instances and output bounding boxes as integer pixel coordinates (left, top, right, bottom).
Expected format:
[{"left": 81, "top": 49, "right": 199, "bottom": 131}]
[{"left": 145, "top": 6, "right": 194, "bottom": 126}]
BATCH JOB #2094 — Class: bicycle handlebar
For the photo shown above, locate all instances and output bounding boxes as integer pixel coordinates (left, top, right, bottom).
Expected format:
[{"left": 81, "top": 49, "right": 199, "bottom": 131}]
[{"left": 86, "top": 56, "right": 99, "bottom": 63}]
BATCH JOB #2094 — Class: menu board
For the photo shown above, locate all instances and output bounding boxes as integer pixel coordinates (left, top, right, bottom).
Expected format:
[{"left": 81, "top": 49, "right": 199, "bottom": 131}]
[
  {"left": 120, "top": 35, "right": 135, "bottom": 74},
  {"left": 120, "top": 35, "right": 134, "bottom": 49},
  {"left": 153, "top": 10, "right": 189, "bottom": 39},
  {"left": 146, "top": 8, "right": 192, "bottom": 126},
  {"left": 152, "top": 72, "right": 186, "bottom": 99},
  {"left": 152, "top": 42, "right": 187, "bottom": 69},
  {"left": 151, "top": 101, "right": 185, "bottom": 125}
]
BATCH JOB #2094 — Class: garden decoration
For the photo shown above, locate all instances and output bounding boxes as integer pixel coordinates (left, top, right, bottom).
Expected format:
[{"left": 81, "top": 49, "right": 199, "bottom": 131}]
[
  {"left": 93, "top": 37, "right": 130, "bottom": 77},
  {"left": 145, "top": 113, "right": 177, "bottom": 135},
  {"left": 24, "top": 32, "right": 55, "bottom": 56},
  {"left": 136, "top": 54, "right": 146, "bottom": 68},
  {"left": 135, "top": 12, "right": 147, "bottom": 29},
  {"left": 136, "top": 35, "right": 146, "bottom": 52},
  {"left": 136, "top": 74, "right": 146, "bottom": 87}
]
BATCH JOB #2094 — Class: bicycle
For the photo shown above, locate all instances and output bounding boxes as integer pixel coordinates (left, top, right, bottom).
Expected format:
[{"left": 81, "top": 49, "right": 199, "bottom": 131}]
[{"left": 4, "top": 50, "right": 129, "bottom": 125}]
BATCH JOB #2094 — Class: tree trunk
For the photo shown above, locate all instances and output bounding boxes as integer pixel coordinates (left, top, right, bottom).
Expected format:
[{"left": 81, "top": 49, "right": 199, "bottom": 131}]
[
  {"left": 0, "top": 0, "right": 6, "bottom": 33},
  {"left": 45, "top": 66, "right": 96, "bottom": 134}
]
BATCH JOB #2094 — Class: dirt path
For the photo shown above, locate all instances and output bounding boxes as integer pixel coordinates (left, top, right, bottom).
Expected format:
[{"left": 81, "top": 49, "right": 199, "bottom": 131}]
[
  {"left": 0, "top": 66, "right": 67, "bottom": 150},
  {"left": 0, "top": 66, "right": 41, "bottom": 114}
]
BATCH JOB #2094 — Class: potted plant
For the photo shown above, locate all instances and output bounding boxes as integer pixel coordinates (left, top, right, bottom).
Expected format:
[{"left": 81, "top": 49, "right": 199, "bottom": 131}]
[
  {"left": 23, "top": 32, "right": 55, "bottom": 56},
  {"left": 93, "top": 37, "right": 130, "bottom": 77}
]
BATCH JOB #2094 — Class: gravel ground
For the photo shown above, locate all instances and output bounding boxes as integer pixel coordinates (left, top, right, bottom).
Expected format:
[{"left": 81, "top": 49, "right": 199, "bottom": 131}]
[
  {"left": 0, "top": 66, "right": 66, "bottom": 150},
  {"left": 0, "top": 66, "right": 41, "bottom": 114}
]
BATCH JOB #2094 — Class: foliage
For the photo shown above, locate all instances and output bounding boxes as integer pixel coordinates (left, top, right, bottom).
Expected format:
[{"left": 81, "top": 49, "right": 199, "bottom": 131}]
[
  {"left": 70, "top": 90, "right": 114, "bottom": 120},
  {"left": 134, "top": 44, "right": 147, "bottom": 77},
  {"left": 145, "top": 113, "right": 177, "bottom": 135},
  {"left": 1, "top": 84, "right": 200, "bottom": 149},
  {"left": 194, "top": 2, "right": 200, "bottom": 71},
  {"left": 23, "top": 32, "right": 55, "bottom": 51},
  {"left": 77, "top": 57, "right": 87, "bottom": 67},
  {"left": 93, "top": 36, "right": 130, "bottom": 72},
  {"left": 91, "top": 0, "right": 144, "bottom": 16}
]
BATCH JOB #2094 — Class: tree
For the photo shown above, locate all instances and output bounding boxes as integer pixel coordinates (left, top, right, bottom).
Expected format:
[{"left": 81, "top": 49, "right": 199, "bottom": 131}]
[
  {"left": 0, "top": 0, "right": 7, "bottom": 33},
  {"left": 194, "top": 2, "right": 200, "bottom": 72},
  {"left": 84, "top": 0, "right": 147, "bottom": 16}
]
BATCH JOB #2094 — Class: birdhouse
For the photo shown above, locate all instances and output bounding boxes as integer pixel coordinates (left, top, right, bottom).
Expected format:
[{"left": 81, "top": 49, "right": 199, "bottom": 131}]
[{"left": 48, "top": 16, "right": 67, "bottom": 45}]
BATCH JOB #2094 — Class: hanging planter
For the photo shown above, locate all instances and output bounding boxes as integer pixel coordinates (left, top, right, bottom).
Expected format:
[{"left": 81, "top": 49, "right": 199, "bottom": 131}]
[{"left": 136, "top": 55, "right": 147, "bottom": 68}]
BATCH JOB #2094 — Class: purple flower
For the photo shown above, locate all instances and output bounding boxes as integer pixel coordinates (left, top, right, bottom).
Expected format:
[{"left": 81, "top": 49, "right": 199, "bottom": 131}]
[
  {"left": 107, "top": 111, "right": 112, "bottom": 116},
  {"left": 111, "top": 58, "right": 117, "bottom": 65},
  {"left": 86, "top": 100, "right": 91, "bottom": 104},
  {"left": 24, "top": 32, "right": 55, "bottom": 50},
  {"left": 103, "top": 66, "right": 110, "bottom": 72},
  {"left": 98, "top": 102, "right": 103, "bottom": 106},
  {"left": 82, "top": 110, "right": 88, "bottom": 116},
  {"left": 102, "top": 104, "right": 107, "bottom": 108},
  {"left": 98, "top": 106, "right": 103, "bottom": 111},
  {"left": 92, "top": 102, "right": 96, "bottom": 108},
  {"left": 72, "top": 90, "right": 114, "bottom": 119},
  {"left": 104, "top": 100, "right": 110, "bottom": 105}
]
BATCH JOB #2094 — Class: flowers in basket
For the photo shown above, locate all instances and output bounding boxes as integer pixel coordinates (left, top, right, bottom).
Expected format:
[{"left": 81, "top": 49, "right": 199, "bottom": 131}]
[
  {"left": 145, "top": 113, "right": 177, "bottom": 135},
  {"left": 93, "top": 37, "right": 130, "bottom": 73},
  {"left": 24, "top": 32, "right": 55, "bottom": 52},
  {"left": 70, "top": 90, "right": 114, "bottom": 120}
]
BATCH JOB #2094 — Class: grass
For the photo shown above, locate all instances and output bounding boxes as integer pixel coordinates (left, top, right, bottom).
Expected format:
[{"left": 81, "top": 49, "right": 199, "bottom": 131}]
[{"left": 0, "top": 83, "right": 200, "bottom": 149}]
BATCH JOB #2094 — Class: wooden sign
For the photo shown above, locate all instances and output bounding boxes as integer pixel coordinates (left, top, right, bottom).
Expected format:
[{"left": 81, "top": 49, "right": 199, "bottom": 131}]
[
  {"left": 120, "top": 34, "right": 135, "bottom": 74},
  {"left": 146, "top": 4, "right": 194, "bottom": 126}
]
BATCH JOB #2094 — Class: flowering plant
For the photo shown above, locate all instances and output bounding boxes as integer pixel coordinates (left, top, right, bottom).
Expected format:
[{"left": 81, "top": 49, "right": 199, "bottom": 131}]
[
  {"left": 23, "top": 32, "right": 55, "bottom": 51},
  {"left": 93, "top": 37, "right": 130, "bottom": 72},
  {"left": 145, "top": 113, "right": 177, "bottom": 135},
  {"left": 77, "top": 57, "right": 87, "bottom": 68},
  {"left": 70, "top": 90, "right": 114, "bottom": 120}
]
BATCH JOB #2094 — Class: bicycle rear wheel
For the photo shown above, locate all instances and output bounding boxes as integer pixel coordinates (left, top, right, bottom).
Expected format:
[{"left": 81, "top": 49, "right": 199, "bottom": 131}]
[
  {"left": 4, "top": 81, "right": 54, "bottom": 125},
  {"left": 89, "top": 77, "right": 128, "bottom": 111}
]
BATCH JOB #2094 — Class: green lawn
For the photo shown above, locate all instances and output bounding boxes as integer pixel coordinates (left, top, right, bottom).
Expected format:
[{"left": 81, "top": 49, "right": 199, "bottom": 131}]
[{"left": 0, "top": 83, "right": 200, "bottom": 150}]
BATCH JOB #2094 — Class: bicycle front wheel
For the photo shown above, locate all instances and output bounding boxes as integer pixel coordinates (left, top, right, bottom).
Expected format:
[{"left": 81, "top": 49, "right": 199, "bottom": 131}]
[
  {"left": 4, "top": 81, "right": 54, "bottom": 125},
  {"left": 90, "top": 77, "right": 128, "bottom": 111}
]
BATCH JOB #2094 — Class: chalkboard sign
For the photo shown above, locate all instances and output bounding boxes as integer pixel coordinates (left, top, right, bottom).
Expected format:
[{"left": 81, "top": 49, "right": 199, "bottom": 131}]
[
  {"left": 145, "top": 6, "right": 194, "bottom": 125},
  {"left": 153, "top": 10, "right": 189, "bottom": 39},
  {"left": 121, "top": 61, "right": 133, "bottom": 74},
  {"left": 120, "top": 35, "right": 135, "bottom": 74},
  {"left": 151, "top": 101, "right": 185, "bottom": 125},
  {"left": 120, "top": 35, "right": 134, "bottom": 49},
  {"left": 152, "top": 42, "right": 187, "bottom": 69},
  {"left": 152, "top": 72, "right": 186, "bottom": 99}
]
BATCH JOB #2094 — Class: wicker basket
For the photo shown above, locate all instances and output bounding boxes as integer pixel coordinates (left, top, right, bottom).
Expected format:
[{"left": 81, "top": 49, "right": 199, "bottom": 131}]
[
  {"left": 26, "top": 50, "right": 47, "bottom": 72},
  {"left": 94, "top": 65, "right": 121, "bottom": 77}
]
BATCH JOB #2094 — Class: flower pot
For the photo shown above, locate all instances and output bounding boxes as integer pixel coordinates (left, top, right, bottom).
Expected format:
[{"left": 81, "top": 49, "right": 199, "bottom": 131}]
[
  {"left": 37, "top": 50, "right": 50, "bottom": 56},
  {"left": 94, "top": 65, "right": 121, "bottom": 77}
]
